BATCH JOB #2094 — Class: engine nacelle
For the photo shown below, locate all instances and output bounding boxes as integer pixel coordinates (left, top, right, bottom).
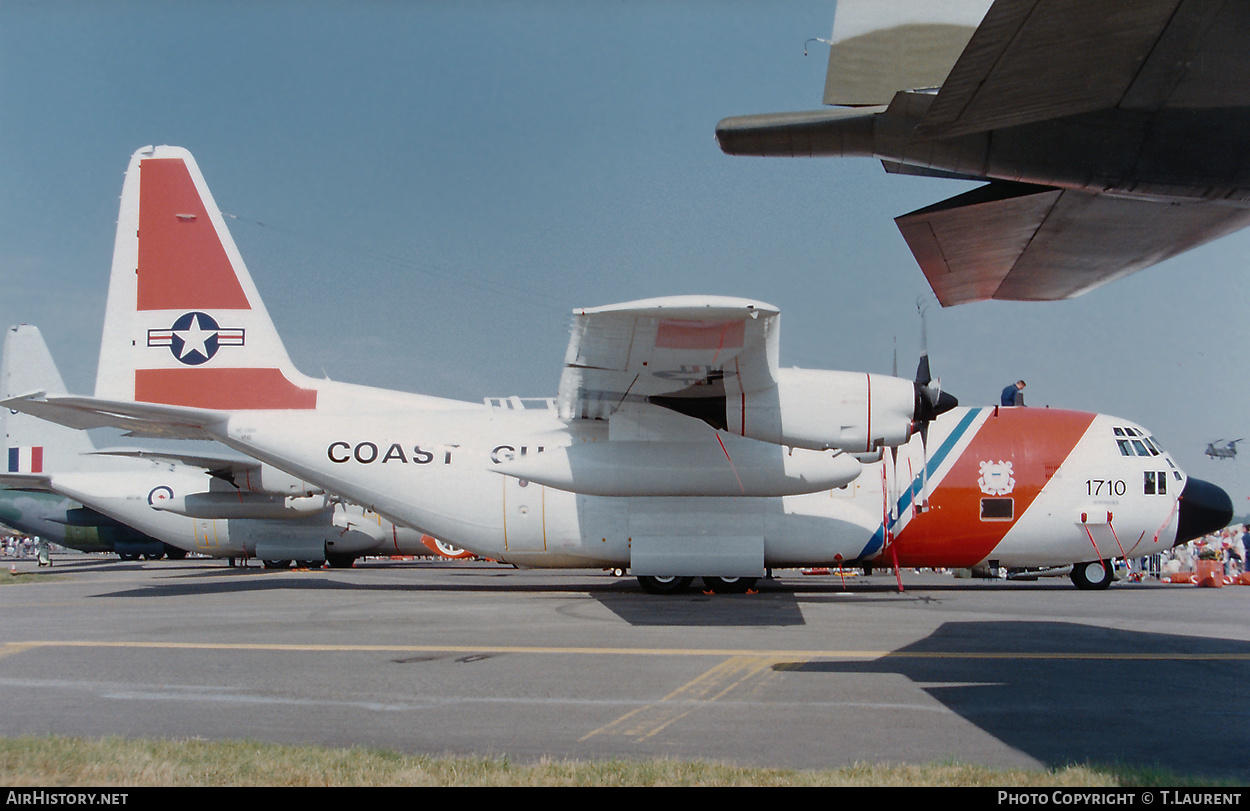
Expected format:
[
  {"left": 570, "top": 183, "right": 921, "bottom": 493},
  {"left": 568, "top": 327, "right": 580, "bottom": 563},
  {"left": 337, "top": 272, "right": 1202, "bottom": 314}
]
[
  {"left": 727, "top": 369, "right": 916, "bottom": 452},
  {"left": 494, "top": 440, "right": 862, "bottom": 497},
  {"left": 232, "top": 463, "right": 324, "bottom": 497}
]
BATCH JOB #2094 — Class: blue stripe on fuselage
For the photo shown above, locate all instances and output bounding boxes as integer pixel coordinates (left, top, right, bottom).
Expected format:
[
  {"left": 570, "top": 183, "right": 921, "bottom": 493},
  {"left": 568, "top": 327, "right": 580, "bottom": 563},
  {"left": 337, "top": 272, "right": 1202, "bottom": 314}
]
[{"left": 855, "top": 408, "right": 984, "bottom": 561}]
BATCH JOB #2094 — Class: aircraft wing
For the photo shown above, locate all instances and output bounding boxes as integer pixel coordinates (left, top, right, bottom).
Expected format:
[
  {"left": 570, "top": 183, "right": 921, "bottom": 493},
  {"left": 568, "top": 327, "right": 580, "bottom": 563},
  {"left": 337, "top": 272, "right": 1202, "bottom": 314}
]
[
  {"left": 895, "top": 182, "right": 1250, "bottom": 305},
  {"left": 0, "top": 392, "right": 226, "bottom": 441},
  {"left": 919, "top": 0, "right": 1250, "bottom": 138},
  {"left": 556, "top": 296, "right": 780, "bottom": 424}
]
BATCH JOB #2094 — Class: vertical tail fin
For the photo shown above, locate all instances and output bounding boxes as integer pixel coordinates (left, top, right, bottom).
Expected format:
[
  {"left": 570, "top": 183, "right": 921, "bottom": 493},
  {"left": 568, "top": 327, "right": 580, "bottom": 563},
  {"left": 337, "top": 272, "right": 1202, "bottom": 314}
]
[
  {"left": 1, "top": 324, "right": 96, "bottom": 471},
  {"left": 95, "top": 146, "right": 318, "bottom": 410}
]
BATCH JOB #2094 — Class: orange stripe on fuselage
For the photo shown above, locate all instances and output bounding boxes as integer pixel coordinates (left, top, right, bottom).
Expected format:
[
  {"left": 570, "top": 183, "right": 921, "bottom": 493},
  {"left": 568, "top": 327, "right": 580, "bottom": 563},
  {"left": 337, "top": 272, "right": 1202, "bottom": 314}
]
[
  {"left": 135, "top": 368, "right": 317, "bottom": 410},
  {"left": 892, "top": 408, "right": 1096, "bottom": 568},
  {"left": 137, "top": 158, "right": 251, "bottom": 312}
]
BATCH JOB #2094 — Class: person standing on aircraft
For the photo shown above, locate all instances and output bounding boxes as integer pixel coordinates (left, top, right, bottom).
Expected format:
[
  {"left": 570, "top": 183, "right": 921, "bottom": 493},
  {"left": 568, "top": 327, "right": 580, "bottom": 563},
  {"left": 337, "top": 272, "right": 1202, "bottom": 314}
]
[{"left": 1001, "top": 380, "right": 1026, "bottom": 407}]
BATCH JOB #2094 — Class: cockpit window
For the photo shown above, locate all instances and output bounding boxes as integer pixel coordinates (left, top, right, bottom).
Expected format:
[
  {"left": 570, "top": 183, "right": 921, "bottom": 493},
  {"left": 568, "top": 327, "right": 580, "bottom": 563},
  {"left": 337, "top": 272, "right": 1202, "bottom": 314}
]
[{"left": 1114, "top": 427, "right": 1164, "bottom": 457}]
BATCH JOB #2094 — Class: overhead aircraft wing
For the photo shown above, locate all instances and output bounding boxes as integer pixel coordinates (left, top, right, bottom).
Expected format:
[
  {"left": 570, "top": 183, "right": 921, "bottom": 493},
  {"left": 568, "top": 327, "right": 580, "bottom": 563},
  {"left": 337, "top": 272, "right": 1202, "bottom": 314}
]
[
  {"left": 896, "top": 182, "right": 1250, "bottom": 304},
  {"left": 556, "top": 296, "right": 780, "bottom": 424},
  {"left": 918, "top": 0, "right": 1250, "bottom": 138},
  {"left": 0, "top": 393, "right": 226, "bottom": 441}
]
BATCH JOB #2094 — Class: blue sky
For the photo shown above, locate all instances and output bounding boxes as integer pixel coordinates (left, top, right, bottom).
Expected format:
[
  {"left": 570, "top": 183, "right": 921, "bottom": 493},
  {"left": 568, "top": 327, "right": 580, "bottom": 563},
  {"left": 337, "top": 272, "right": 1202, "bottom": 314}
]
[{"left": 3, "top": 1, "right": 1248, "bottom": 510}]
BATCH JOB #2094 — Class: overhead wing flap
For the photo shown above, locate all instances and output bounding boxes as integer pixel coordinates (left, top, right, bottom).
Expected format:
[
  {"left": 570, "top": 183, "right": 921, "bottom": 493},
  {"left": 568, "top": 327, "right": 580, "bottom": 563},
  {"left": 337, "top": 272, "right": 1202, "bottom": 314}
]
[
  {"left": 896, "top": 182, "right": 1062, "bottom": 305},
  {"left": 897, "top": 182, "right": 1250, "bottom": 304},
  {"left": 997, "top": 192, "right": 1250, "bottom": 301},
  {"left": 918, "top": 0, "right": 1186, "bottom": 137}
]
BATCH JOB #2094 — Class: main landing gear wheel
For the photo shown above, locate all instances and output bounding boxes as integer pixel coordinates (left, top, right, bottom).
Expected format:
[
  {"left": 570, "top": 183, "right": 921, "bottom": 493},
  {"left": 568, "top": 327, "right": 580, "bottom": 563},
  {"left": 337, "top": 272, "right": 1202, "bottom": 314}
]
[
  {"left": 262, "top": 559, "right": 292, "bottom": 570},
  {"left": 636, "top": 575, "right": 694, "bottom": 595},
  {"left": 1070, "top": 559, "right": 1114, "bottom": 590}
]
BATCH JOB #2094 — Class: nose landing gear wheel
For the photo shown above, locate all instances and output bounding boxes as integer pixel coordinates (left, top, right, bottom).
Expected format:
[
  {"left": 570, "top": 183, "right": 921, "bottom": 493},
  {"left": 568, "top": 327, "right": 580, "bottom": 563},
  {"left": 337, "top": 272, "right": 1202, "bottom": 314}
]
[
  {"left": 1070, "top": 559, "right": 1114, "bottom": 590},
  {"left": 636, "top": 575, "right": 694, "bottom": 594}
]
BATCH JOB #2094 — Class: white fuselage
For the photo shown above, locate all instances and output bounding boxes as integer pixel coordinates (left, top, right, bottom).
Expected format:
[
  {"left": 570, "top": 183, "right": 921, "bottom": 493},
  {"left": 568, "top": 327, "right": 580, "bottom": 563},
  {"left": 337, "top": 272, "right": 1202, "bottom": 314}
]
[{"left": 208, "top": 381, "right": 1187, "bottom": 576}]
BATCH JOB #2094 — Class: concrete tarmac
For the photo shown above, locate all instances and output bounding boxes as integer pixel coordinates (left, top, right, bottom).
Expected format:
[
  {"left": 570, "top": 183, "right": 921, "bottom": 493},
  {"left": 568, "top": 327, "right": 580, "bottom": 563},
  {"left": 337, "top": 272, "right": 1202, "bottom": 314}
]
[{"left": 1, "top": 553, "right": 1247, "bottom": 781}]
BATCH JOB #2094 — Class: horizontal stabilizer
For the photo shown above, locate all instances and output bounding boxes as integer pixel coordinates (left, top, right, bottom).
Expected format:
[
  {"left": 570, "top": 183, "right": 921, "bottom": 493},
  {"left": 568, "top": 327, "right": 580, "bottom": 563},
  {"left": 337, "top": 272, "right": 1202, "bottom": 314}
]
[
  {"left": 89, "top": 447, "right": 258, "bottom": 473},
  {"left": 0, "top": 393, "right": 226, "bottom": 441},
  {"left": 896, "top": 182, "right": 1250, "bottom": 305},
  {"left": 0, "top": 472, "right": 53, "bottom": 491}
]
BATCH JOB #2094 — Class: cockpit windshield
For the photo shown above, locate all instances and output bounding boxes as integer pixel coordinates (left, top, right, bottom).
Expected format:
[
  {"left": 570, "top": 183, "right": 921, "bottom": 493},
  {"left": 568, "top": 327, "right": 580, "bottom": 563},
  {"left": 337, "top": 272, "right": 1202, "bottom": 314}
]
[{"left": 1113, "top": 426, "right": 1163, "bottom": 457}]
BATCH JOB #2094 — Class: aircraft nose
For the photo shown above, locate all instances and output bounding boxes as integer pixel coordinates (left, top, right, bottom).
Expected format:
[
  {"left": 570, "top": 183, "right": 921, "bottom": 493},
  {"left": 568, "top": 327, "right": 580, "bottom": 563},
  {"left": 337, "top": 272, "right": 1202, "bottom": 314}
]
[{"left": 1174, "top": 477, "right": 1234, "bottom": 545}]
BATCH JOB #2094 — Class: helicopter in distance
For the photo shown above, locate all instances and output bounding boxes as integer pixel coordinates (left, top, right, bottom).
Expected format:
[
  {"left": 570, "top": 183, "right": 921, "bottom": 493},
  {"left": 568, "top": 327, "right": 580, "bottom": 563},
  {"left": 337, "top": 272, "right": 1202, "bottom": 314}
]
[{"left": 1205, "top": 439, "right": 1243, "bottom": 461}]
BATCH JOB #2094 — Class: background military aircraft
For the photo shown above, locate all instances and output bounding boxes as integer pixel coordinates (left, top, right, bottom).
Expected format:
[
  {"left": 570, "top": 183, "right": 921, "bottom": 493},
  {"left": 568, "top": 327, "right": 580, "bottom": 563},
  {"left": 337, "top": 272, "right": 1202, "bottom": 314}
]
[
  {"left": 0, "top": 489, "right": 177, "bottom": 560},
  {"left": 1206, "top": 439, "right": 1242, "bottom": 461},
  {"left": 717, "top": 0, "right": 1250, "bottom": 308}
]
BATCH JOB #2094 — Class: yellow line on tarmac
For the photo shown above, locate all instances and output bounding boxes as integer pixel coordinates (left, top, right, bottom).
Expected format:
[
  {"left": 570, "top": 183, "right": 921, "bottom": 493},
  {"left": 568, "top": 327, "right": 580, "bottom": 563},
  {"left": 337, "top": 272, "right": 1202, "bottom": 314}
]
[
  {"left": 1, "top": 641, "right": 1247, "bottom": 660},
  {"left": 581, "top": 654, "right": 793, "bottom": 742},
  {"left": 0, "top": 643, "right": 43, "bottom": 659}
]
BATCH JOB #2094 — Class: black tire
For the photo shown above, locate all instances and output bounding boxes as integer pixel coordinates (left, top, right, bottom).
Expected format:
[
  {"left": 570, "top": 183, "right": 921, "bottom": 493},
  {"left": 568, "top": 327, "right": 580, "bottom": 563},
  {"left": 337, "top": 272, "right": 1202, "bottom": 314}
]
[
  {"left": 702, "top": 576, "right": 758, "bottom": 594},
  {"left": 164, "top": 545, "right": 187, "bottom": 560},
  {"left": 326, "top": 553, "right": 357, "bottom": 569},
  {"left": 637, "top": 575, "right": 694, "bottom": 595},
  {"left": 263, "top": 559, "right": 292, "bottom": 569},
  {"left": 1070, "top": 559, "right": 1114, "bottom": 590},
  {"left": 118, "top": 553, "right": 140, "bottom": 562}
]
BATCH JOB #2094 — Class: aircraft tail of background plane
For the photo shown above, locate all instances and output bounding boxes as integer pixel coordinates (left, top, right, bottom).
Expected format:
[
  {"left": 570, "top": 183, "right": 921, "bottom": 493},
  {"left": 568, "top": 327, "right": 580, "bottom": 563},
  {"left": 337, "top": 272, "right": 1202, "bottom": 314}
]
[
  {"left": 95, "top": 146, "right": 319, "bottom": 411},
  {"left": 1, "top": 324, "right": 97, "bottom": 474},
  {"left": 820, "top": 0, "right": 991, "bottom": 106}
]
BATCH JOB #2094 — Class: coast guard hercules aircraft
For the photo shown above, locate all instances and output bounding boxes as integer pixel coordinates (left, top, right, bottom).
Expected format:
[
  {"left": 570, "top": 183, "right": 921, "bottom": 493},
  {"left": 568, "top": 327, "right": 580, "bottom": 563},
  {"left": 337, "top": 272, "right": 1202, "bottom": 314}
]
[{"left": 4, "top": 146, "right": 1231, "bottom": 592}]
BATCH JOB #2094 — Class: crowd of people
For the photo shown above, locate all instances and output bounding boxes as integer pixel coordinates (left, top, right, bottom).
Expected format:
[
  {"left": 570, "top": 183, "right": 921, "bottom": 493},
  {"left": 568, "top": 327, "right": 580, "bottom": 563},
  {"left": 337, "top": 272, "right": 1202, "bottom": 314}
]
[
  {"left": 1156, "top": 523, "right": 1248, "bottom": 578},
  {"left": 2, "top": 534, "right": 54, "bottom": 566}
]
